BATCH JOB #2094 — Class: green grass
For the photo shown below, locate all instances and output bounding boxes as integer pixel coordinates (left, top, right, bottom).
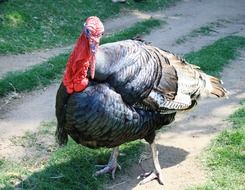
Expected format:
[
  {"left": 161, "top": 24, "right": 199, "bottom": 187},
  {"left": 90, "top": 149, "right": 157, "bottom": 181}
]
[
  {"left": 0, "top": 53, "right": 68, "bottom": 97},
  {"left": 0, "top": 18, "right": 162, "bottom": 97},
  {"left": 101, "top": 18, "right": 163, "bottom": 44},
  {"left": 0, "top": 122, "right": 144, "bottom": 190},
  {"left": 187, "top": 101, "right": 245, "bottom": 190},
  {"left": 0, "top": 0, "right": 178, "bottom": 55},
  {"left": 175, "top": 19, "right": 230, "bottom": 45},
  {"left": 185, "top": 36, "right": 245, "bottom": 76}
]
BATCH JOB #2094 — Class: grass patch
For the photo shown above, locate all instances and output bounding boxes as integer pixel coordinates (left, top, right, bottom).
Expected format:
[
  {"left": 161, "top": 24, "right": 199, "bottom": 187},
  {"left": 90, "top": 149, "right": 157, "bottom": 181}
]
[
  {"left": 175, "top": 19, "right": 230, "bottom": 45},
  {"left": 0, "top": 18, "right": 162, "bottom": 97},
  {"left": 0, "top": 122, "right": 144, "bottom": 190},
  {"left": 10, "top": 121, "right": 56, "bottom": 148},
  {"left": 187, "top": 101, "right": 245, "bottom": 190},
  {"left": 0, "top": 0, "right": 178, "bottom": 54},
  {"left": 101, "top": 18, "right": 162, "bottom": 44},
  {"left": 185, "top": 36, "right": 245, "bottom": 76},
  {"left": 0, "top": 159, "right": 30, "bottom": 190},
  {"left": 0, "top": 53, "right": 68, "bottom": 97}
]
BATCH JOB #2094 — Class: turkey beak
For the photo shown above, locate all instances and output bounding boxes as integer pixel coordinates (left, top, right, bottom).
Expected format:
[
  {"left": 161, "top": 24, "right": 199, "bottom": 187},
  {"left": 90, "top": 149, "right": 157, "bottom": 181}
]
[
  {"left": 89, "top": 39, "right": 98, "bottom": 53},
  {"left": 88, "top": 34, "right": 102, "bottom": 51}
]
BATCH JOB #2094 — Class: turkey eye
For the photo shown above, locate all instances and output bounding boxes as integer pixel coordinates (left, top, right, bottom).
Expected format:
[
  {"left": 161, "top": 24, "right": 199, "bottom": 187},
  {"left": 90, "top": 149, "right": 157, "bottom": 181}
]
[{"left": 86, "top": 28, "right": 90, "bottom": 35}]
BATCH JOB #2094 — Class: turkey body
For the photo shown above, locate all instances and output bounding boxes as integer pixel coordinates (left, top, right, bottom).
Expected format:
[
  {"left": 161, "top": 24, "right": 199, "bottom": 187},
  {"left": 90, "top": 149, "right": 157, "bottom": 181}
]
[
  {"left": 64, "top": 82, "right": 176, "bottom": 148},
  {"left": 56, "top": 40, "right": 226, "bottom": 184}
]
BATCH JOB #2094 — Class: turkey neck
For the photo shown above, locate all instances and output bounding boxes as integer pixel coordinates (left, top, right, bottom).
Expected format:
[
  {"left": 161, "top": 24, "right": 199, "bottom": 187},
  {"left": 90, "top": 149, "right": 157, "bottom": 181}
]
[{"left": 94, "top": 47, "right": 110, "bottom": 81}]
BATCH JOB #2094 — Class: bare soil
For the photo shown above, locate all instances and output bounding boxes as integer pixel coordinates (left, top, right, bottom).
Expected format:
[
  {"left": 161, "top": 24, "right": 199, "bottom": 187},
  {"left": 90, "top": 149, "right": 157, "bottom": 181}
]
[{"left": 0, "top": 0, "right": 245, "bottom": 190}]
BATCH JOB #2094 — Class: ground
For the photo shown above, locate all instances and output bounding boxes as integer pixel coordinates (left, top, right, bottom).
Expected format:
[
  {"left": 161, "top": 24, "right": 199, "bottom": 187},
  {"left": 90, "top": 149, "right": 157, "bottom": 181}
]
[{"left": 0, "top": 0, "right": 245, "bottom": 189}]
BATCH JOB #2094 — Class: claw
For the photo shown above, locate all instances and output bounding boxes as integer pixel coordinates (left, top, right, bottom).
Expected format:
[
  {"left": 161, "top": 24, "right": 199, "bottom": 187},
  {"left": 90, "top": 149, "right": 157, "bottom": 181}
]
[
  {"left": 138, "top": 171, "right": 164, "bottom": 185},
  {"left": 94, "top": 147, "right": 120, "bottom": 179},
  {"left": 138, "top": 142, "right": 164, "bottom": 185}
]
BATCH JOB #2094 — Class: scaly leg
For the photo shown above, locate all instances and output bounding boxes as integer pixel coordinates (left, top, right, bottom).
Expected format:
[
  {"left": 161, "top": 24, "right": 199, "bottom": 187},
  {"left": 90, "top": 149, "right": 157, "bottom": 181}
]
[
  {"left": 139, "top": 142, "right": 164, "bottom": 185},
  {"left": 95, "top": 147, "right": 121, "bottom": 179}
]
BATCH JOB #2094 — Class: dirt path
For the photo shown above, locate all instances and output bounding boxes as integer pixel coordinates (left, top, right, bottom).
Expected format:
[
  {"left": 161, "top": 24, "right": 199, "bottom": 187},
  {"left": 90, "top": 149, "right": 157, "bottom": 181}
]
[{"left": 0, "top": 0, "right": 245, "bottom": 189}]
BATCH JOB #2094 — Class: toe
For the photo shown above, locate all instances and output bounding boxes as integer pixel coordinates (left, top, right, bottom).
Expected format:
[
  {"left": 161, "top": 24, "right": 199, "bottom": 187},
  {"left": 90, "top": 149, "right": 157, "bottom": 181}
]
[
  {"left": 138, "top": 171, "right": 164, "bottom": 185},
  {"left": 139, "top": 172, "right": 157, "bottom": 185}
]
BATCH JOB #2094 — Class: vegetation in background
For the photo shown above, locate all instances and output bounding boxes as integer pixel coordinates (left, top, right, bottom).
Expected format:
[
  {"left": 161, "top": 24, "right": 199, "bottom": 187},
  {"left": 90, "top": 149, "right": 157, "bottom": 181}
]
[
  {"left": 101, "top": 18, "right": 162, "bottom": 44},
  {"left": 0, "top": 53, "right": 68, "bottom": 97},
  {"left": 0, "top": 0, "right": 178, "bottom": 54},
  {"left": 0, "top": 18, "right": 161, "bottom": 97},
  {"left": 185, "top": 36, "right": 245, "bottom": 76},
  {"left": 188, "top": 100, "right": 245, "bottom": 190},
  {"left": 175, "top": 19, "right": 230, "bottom": 45}
]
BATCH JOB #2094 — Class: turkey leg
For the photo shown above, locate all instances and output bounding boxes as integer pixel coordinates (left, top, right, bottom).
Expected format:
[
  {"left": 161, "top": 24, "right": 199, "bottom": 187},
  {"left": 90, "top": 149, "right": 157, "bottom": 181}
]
[
  {"left": 139, "top": 142, "right": 164, "bottom": 185},
  {"left": 95, "top": 146, "right": 121, "bottom": 179}
]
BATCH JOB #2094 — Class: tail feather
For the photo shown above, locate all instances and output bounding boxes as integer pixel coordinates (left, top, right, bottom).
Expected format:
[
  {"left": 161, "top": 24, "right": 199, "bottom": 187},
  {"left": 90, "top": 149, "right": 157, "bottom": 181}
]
[
  {"left": 55, "top": 83, "right": 69, "bottom": 146},
  {"left": 207, "top": 75, "right": 228, "bottom": 98},
  {"left": 209, "top": 76, "right": 222, "bottom": 84},
  {"left": 55, "top": 109, "right": 68, "bottom": 146}
]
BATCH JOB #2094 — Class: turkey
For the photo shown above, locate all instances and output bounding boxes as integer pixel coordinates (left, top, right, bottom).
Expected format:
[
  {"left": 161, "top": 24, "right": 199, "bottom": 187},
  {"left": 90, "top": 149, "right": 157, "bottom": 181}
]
[{"left": 55, "top": 16, "right": 227, "bottom": 185}]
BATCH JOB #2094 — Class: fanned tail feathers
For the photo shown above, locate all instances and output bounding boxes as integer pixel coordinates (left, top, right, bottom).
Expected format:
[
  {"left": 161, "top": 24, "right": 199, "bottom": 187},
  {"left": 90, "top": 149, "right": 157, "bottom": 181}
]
[
  {"left": 202, "top": 74, "right": 228, "bottom": 98},
  {"left": 208, "top": 76, "right": 228, "bottom": 97}
]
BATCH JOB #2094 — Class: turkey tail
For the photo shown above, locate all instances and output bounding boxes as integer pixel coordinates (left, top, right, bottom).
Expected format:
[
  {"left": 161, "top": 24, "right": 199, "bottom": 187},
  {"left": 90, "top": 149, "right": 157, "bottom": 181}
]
[
  {"left": 55, "top": 83, "right": 69, "bottom": 146},
  {"left": 204, "top": 74, "right": 228, "bottom": 98}
]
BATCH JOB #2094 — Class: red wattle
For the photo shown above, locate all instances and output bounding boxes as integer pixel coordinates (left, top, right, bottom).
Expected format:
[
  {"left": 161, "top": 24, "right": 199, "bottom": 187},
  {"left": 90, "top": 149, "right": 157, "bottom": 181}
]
[
  {"left": 74, "top": 78, "right": 89, "bottom": 92},
  {"left": 63, "top": 33, "right": 91, "bottom": 94},
  {"left": 62, "top": 16, "right": 104, "bottom": 94}
]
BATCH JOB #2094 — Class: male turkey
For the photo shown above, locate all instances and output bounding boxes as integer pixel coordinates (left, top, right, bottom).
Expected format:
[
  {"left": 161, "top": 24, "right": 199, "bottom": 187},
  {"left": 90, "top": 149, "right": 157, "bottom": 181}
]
[{"left": 56, "top": 16, "right": 227, "bottom": 185}]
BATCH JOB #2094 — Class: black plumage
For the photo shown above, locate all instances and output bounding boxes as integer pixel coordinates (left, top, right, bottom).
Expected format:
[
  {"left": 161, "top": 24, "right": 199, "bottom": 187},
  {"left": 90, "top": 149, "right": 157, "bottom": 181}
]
[
  {"left": 64, "top": 82, "right": 176, "bottom": 148},
  {"left": 55, "top": 40, "right": 227, "bottom": 184}
]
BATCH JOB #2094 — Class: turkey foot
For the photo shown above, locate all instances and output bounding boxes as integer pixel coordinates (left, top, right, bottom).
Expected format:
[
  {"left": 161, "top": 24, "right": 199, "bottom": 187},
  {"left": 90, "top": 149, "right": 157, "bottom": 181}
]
[
  {"left": 95, "top": 147, "right": 121, "bottom": 179},
  {"left": 138, "top": 142, "right": 164, "bottom": 185},
  {"left": 139, "top": 171, "right": 164, "bottom": 185}
]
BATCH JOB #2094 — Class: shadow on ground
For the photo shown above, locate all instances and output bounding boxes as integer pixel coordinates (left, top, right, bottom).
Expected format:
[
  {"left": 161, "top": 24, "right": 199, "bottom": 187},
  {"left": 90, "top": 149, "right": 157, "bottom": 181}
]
[
  {"left": 105, "top": 144, "right": 189, "bottom": 190},
  {"left": 11, "top": 143, "right": 188, "bottom": 190}
]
